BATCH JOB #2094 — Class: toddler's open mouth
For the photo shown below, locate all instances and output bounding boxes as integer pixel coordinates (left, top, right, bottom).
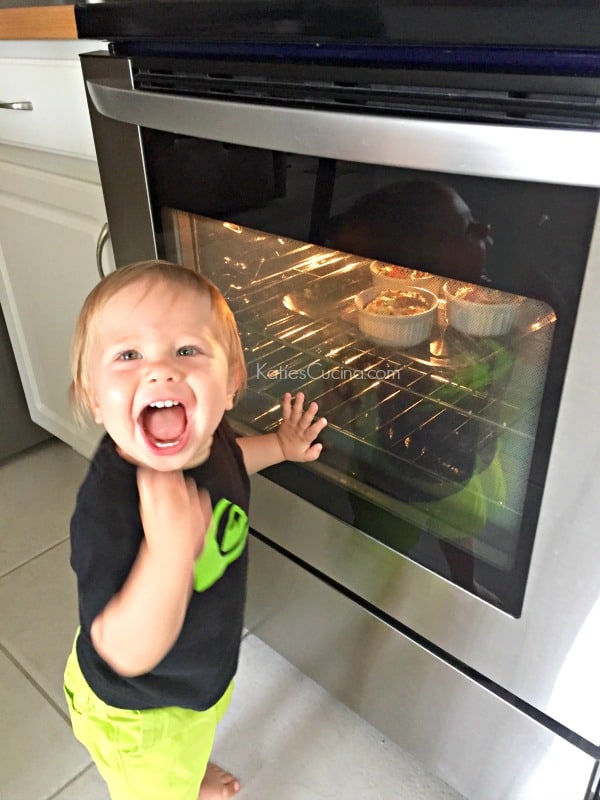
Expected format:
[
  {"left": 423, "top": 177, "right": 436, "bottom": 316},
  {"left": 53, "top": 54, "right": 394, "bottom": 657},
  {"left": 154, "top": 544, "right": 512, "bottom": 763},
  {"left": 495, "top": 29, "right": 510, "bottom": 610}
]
[{"left": 139, "top": 400, "right": 189, "bottom": 452}]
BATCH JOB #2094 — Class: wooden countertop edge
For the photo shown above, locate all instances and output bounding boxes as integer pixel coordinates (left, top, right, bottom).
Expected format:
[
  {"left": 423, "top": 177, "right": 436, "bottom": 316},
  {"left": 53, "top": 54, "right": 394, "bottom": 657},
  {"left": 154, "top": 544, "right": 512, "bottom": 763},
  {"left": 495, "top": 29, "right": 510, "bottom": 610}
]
[{"left": 0, "top": 5, "right": 77, "bottom": 40}]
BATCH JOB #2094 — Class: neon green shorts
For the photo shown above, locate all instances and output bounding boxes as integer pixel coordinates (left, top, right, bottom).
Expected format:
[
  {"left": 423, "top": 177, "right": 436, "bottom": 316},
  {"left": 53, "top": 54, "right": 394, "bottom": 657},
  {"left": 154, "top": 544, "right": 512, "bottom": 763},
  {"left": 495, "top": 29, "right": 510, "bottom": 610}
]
[{"left": 63, "top": 640, "right": 233, "bottom": 800}]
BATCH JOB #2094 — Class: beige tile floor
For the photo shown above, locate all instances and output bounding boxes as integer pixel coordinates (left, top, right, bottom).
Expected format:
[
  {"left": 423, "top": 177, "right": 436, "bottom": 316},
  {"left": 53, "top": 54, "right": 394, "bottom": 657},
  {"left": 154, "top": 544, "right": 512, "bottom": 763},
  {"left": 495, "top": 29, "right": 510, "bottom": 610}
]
[{"left": 0, "top": 438, "right": 465, "bottom": 800}]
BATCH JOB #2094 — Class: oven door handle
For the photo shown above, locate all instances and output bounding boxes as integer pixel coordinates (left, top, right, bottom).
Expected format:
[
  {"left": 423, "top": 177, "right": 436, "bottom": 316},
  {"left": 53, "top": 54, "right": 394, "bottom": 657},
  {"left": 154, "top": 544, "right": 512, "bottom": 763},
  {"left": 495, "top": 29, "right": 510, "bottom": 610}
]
[{"left": 86, "top": 76, "right": 600, "bottom": 187}]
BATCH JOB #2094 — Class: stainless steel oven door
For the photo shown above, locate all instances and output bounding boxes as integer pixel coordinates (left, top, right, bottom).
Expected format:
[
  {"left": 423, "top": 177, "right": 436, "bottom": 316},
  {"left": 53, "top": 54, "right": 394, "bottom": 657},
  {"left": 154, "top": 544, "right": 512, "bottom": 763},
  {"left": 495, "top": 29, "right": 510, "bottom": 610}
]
[{"left": 81, "top": 51, "right": 600, "bottom": 772}]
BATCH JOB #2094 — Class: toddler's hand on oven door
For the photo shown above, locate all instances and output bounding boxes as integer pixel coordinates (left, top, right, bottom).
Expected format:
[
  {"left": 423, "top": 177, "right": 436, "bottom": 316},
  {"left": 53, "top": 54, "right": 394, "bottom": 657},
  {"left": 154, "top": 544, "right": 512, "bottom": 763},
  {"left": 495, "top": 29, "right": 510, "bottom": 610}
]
[{"left": 276, "top": 391, "right": 327, "bottom": 462}]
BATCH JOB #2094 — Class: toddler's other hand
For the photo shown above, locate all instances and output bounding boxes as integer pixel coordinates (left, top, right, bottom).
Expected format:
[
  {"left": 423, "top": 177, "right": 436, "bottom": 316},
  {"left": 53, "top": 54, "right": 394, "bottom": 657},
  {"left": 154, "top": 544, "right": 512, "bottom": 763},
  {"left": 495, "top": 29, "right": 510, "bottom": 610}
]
[
  {"left": 276, "top": 392, "right": 327, "bottom": 462},
  {"left": 137, "top": 467, "right": 212, "bottom": 561}
]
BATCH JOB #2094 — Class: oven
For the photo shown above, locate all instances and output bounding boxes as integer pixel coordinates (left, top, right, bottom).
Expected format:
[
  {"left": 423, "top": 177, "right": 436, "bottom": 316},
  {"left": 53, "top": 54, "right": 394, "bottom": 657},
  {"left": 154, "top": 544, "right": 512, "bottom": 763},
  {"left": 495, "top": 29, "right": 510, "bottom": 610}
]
[{"left": 76, "top": 4, "right": 600, "bottom": 797}]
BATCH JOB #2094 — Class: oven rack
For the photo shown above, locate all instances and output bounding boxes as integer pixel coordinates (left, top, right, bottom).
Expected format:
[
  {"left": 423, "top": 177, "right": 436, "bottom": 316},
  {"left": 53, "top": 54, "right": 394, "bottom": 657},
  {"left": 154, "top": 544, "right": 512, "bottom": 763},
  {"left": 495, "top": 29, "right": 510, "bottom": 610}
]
[
  {"left": 201, "top": 235, "right": 553, "bottom": 556},
  {"left": 229, "top": 288, "right": 542, "bottom": 525},
  {"left": 233, "top": 377, "right": 524, "bottom": 569},
  {"left": 228, "top": 267, "right": 545, "bottom": 432}
]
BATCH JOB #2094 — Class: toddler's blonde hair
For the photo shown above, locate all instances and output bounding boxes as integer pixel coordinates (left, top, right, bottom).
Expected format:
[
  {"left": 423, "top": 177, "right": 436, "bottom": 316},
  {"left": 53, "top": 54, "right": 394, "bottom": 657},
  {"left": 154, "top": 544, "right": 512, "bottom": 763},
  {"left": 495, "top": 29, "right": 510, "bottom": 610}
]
[{"left": 70, "top": 259, "right": 246, "bottom": 422}]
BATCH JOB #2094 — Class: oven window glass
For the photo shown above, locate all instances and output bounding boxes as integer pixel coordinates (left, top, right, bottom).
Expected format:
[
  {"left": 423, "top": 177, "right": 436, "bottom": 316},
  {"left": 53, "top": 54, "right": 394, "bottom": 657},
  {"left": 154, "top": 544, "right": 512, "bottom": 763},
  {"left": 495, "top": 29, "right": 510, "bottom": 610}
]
[{"left": 142, "top": 129, "right": 597, "bottom": 616}]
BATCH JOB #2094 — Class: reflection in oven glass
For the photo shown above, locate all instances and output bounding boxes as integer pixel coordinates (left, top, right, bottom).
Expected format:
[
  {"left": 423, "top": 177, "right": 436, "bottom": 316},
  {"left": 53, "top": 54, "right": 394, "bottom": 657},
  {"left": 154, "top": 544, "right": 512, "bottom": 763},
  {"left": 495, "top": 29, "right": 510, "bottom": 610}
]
[
  {"left": 326, "top": 180, "right": 494, "bottom": 286},
  {"left": 162, "top": 206, "right": 556, "bottom": 607}
]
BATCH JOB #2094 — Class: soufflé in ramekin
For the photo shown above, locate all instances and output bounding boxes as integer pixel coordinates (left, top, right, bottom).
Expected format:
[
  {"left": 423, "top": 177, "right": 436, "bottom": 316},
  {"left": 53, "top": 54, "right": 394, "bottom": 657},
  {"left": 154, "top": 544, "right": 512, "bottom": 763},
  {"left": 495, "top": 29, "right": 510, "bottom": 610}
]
[
  {"left": 370, "top": 261, "right": 441, "bottom": 294},
  {"left": 356, "top": 286, "right": 438, "bottom": 347},
  {"left": 443, "top": 282, "right": 523, "bottom": 337}
]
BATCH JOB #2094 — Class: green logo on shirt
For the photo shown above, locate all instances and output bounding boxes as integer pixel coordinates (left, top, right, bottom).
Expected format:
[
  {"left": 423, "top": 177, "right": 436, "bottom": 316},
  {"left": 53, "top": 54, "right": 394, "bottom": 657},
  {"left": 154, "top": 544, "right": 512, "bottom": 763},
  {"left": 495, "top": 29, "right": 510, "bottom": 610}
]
[{"left": 193, "top": 498, "right": 248, "bottom": 592}]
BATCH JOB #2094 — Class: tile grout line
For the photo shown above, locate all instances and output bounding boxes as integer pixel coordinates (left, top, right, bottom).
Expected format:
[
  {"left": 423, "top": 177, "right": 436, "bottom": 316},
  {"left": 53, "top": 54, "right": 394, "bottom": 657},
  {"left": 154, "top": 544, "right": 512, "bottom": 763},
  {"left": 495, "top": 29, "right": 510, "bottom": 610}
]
[
  {"left": 0, "top": 536, "right": 70, "bottom": 581},
  {"left": 46, "top": 765, "right": 97, "bottom": 800},
  {"left": 0, "top": 641, "right": 71, "bottom": 724}
]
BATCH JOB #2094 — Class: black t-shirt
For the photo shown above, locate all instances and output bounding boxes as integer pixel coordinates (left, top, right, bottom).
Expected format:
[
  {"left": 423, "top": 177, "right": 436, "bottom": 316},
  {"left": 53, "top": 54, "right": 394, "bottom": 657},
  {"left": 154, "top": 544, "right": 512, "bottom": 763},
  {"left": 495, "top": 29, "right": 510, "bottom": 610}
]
[{"left": 70, "top": 417, "right": 250, "bottom": 711}]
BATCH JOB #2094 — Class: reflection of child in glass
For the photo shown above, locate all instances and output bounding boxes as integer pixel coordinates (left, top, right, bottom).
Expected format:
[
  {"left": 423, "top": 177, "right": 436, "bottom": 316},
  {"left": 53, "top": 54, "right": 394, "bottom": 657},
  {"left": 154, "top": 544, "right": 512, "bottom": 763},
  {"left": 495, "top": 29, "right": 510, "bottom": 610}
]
[
  {"left": 328, "top": 179, "right": 493, "bottom": 284},
  {"left": 63, "top": 260, "right": 327, "bottom": 800},
  {"left": 329, "top": 180, "right": 505, "bottom": 598}
]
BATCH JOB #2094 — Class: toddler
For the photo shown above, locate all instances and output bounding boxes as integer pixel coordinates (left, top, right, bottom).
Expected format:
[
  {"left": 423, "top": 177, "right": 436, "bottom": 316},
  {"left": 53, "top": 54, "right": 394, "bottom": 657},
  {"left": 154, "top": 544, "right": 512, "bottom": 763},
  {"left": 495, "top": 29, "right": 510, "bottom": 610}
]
[{"left": 63, "top": 259, "right": 327, "bottom": 800}]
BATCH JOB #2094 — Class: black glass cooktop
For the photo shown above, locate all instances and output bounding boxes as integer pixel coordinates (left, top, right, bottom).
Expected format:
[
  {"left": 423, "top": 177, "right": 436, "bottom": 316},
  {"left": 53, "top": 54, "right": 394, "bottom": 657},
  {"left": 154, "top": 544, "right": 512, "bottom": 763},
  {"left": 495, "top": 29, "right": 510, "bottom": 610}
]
[{"left": 75, "top": 0, "right": 600, "bottom": 54}]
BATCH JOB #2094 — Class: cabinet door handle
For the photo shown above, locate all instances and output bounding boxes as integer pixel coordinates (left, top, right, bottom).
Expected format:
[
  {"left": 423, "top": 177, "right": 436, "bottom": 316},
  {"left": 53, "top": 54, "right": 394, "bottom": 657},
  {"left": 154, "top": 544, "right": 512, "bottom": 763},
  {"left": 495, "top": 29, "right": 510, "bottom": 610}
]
[
  {"left": 96, "top": 222, "right": 110, "bottom": 279},
  {"left": 0, "top": 101, "right": 33, "bottom": 111}
]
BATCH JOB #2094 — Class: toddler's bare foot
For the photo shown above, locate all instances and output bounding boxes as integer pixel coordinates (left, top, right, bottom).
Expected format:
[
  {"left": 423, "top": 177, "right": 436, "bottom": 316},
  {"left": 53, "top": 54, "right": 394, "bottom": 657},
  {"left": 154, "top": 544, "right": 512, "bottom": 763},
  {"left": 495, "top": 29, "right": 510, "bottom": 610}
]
[{"left": 198, "top": 763, "right": 240, "bottom": 799}]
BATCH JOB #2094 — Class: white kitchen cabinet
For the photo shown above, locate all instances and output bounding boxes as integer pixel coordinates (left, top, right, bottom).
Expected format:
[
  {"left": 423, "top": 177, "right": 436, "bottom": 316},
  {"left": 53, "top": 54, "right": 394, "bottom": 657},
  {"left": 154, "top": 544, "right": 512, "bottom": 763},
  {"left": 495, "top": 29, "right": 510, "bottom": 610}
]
[
  {"left": 0, "top": 41, "right": 109, "bottom": 459},
  {"left": 0, "top": 160, "right": 109, "bottom": 458},
  {"left": 0, "top": 56, "right": 98, "bottom": 159}
]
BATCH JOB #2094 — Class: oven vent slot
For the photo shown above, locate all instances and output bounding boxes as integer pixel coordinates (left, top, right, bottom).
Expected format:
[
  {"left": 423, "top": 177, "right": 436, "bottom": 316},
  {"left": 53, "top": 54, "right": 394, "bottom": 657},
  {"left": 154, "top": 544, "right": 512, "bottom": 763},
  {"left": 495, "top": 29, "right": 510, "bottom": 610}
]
[{"left": 133, "top": 68, "right": 600, "bottom": 130}]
